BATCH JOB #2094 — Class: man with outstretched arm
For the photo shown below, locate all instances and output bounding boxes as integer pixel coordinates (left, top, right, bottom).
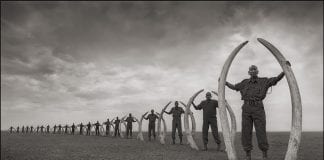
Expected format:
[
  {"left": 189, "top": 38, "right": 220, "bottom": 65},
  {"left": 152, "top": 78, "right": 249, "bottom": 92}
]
[
  {"left": 224, "top": 64, "right": 288, "bottom": 160},
  {"left": 113, "top": 117, "right": 121, "bottom": 137},
  {"left": 164, "top": 101, "right": 185, "bottom": 144},
  {"left": 144, "top": 109, "right": 159, "bottom": 141},
  {"left": 125, "top": 114, "right": 137, "bottom": 138}
]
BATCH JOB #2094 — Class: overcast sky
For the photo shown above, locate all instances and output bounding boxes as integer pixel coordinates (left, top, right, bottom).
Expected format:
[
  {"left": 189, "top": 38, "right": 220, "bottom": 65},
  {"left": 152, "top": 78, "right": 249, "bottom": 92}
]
[{"left": 1, "top": 2, "right": 323, "bottom": 131}]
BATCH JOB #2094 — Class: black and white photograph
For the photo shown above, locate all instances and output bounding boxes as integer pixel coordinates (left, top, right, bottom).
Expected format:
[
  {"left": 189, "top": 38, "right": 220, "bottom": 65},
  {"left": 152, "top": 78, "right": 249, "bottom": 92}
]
[{"left": 1, "top": 1, "right": 323, "bottom": 160}]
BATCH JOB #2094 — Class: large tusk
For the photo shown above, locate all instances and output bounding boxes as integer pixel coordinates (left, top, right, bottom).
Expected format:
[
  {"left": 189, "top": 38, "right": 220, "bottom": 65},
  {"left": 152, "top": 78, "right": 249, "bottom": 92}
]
[
  {"left": 137, "top": 112, "right": 148, "bottom": 141},
  {"left": 119, "top": 116, "right": 127, "bottom": 138},
  {"left": 180, "top": 101, "right": 196, "bottom": 136},
  {"left": 258, "top": 38, "right": 302, "bottom": 160},
  {"left": 211, "top": 91, "right": 237, "bottom": 143},
  {"left": 156, "top": 112, "right": 168, "bottom": 144},
  {"left": 158, "top": 101, "right": 172, "bottom": 144},
  {"left": 184, "top": 89, "right": 204, "bottom": 150},
  {"left": 219, "top": 41, "right": 248, "bottom": 160}
]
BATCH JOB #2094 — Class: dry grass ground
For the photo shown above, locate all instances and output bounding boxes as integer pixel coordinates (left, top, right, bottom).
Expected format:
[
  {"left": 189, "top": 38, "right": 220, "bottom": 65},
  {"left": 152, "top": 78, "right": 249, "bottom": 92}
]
[{"left": 1, "top": 131, "right": 322, "bottom": 160}]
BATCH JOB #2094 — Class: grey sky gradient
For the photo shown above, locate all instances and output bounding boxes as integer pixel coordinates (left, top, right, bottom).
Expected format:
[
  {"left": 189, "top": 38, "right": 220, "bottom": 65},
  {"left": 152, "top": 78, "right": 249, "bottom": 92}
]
[{"left": 1, "top": 2, "right": 323, "bottom": 131}]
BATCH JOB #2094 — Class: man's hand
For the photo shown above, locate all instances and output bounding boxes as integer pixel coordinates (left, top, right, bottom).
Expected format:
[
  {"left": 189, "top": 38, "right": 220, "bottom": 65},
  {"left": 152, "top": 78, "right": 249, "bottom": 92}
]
[{"left": 286, "top": 60, "right": 291, "bottom": 67}]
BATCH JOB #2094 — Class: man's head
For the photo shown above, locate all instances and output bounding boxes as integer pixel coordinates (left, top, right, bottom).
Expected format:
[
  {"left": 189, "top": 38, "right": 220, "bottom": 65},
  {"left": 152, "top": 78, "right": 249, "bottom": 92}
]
[
  {"left": 116, "top": 117, "right": 119, "bottom": 120},
  {"left": 206, "top": 92, "right": 212, "bottom": 100},
  {"left": 151, "top": 109, "right": 154, "bottom": 114},
  {"left": 248, "top": 65, "right": 259, "bottom": 78},
  {"left": 129, "top": 113, "right": 132, "bottom": 117},
  {"left": 175, "top": 101, "right": 179, "bottom": 107}
]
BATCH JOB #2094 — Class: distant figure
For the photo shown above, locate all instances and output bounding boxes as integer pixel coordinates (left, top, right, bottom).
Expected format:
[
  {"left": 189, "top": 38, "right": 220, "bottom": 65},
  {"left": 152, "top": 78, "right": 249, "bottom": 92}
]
[
  {"left": 53, "top": 125, "right": 57, "bottom": 134},
  {"left": 86, "top": 122, "right": 91, "bottom": 136},
  {"left": 26, "top": 126, "right": 29, "bottom": 133},
  {"left": 125, "top": 113, "right": 136, "bottom": 138},
  {"left": 16, "top": 126, "right": 20, "bottom": 133},
  {"left": 40, "top": 125, "right": 45, "bottom": 133},
  {"left": 144, "top": 109, "right": 159, "bottom": 141},
  {"left": 30, "top": 126, "right": 33, "bottom": 133},
  {"left": 224, "top": 64, "right": 288, "bottom": 160},
  {"left": 192, "top": 92, "right": 221, "bottom": 151},
  {"left": 58, "top": 125, "right": 62, "bottom": 134},
  {"left": 22, "top": 126, "right": 25, "bottom": 133},
  {"left": 46, "top": 125, "right": 50, "bottom": 133},
  {"left": 164, "top": 101, "right": 185, "bottom": 144},
  {"left": 103, "top": 119, "right": 111, "bottom": 136},
  {"left": 93, "top": 121, "right": 101, "bottom": 136},
  {"left": 113, "top": 117, "right": 121, "bottom": 137},
  {"left": 78, "top": 123, "right": 84, "bottom": 135},
  {"left": 64, "top": 124, "right": 69, "bottom": 134},
  {"left": 71, "top": 123, "right": 76, "bottom": 135},
  {"left": 36, "top": 126, "right": 40, "bottom": 133},
  {"left": 9, "top": 126, "right": 14, "bottom": 133}
]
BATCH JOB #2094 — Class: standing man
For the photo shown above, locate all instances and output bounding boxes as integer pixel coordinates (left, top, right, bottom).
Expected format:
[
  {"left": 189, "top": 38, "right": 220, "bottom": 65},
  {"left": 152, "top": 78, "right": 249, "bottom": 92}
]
[
  {"left": 192, "top": 92, "right": 221, "bottom": 151},
  {"left": 58, "top": 125, "right": 62, "bottom": 134},
  {"left": 30, "top": 126, "right": 33, "bottom": 133},
  {"left": 78, "top": 123, "right": 84, "bottom": 135},
  {"left": 9, "top": 126, "right": 14, "bottom": 133},
  {"left": 16, "top": 126, "right": 20, "bottom": 133},
  {"left": 46, "top": 125, "right": 50, "bottom": 134},
  {"left": 113, "top": 117, "right": 121, "bottom": 137},
  {"left": 144, "top": 109, "right": 159, "bottom": 141},
  {"left": 86, "top": 122, "right": 92, "bottom": 136},
  {"left": 22, "top": 126, "right": 25, "bottom": 133},
  {"left": 125, "top": 114, "right": 137, "bottom": 138},
  {"left": 224, "top": 64, "right": 287, "bottom": 160},
  {"left": 36, "top": 126, "right": 40, "bottom": 133},
  {"left": 164, "top": 101, "right": 185, "bottom": 144},
  {"left": 64, "top": 124, "right": 69, "bottom": 134},
  {"left": 40, "top": 125, "right": 45, "bottom": 133},
  {"left": 71, "top": 123, "right": 76, "bottom": 135},
  {"left": 53, "top": 125, "right": 57, "bottom": 134},
  {"left": 93, "top": 121, "right": 101, "bottom": 136},
  {"left": 103, "top": 119, "right": 111, "bottom": 136},
  {"left": 26, "top": 126, "right": 29, "bottom": 133}
]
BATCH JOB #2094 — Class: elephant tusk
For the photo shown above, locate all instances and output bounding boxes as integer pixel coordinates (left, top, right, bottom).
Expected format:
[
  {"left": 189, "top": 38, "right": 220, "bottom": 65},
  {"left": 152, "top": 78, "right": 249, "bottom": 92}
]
[{"left": 158, "top": 101, "right": 171, "bottom": 144}]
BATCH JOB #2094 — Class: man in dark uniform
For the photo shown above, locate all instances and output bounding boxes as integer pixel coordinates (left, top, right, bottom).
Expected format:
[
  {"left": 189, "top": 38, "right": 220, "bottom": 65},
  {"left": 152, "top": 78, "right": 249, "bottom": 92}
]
[
  {"left": 78, "top": 123, "right": 84, "bottom": 135},
  {"left": 164, "top": 101, "right": 185, "bottom": 144},
  {"left": 58, "top": 125, "right": 62, "bottom": 134},
  {"left": 9, "top": 126, "right": 14, "bottom": 133},
  {"left": 64, "top": 124, "right": 69, "bottom": 134},
  {"left": 22, "top": 126, "right": 25, "bottom": 133},
  {"left": 53, "top": 125, "right": 57, "bottom": 134},
  {"left": 93, "top": 121, "right": 101, "bottom": 136},
  {"left": 71, "top": 123, "right": 76, "bottom": 135},
  {"left": 36, "top": 126, "right": 39, "bottom": 133},
  {"left": 225, "top": 64, "right": 287, "bottom": 160},
  {"left": 192, "top": 92, "right": 221, "bottom": 151},
  {"left": 86, "top": 122, "right": 92, "bottom": 136},
  {"left": 16, "top": 126, "right": 20, "bottom": 133},
  {"left": 40, "top": 125, "right": 45, "bottom": 133},
  {"left": 30, "top": 126, "right": 33, "bottom": 133},
  {"left": 144, "top": 109, "right": 159, "bottom": 141},
  {"left": 46, "top": 125, "right": 50, "bottom": 134},
  {"left": 113, "top": 117, "right": 121, "bottom": 137},
  {"left": 125, "top": 114, "right": 137, "bottom": 138},
  {"left": 26, "top": 126, "right": 29, "bottom": 133},
  {"left": 103, "top": 119, "right": 111, "bottom": 136}
]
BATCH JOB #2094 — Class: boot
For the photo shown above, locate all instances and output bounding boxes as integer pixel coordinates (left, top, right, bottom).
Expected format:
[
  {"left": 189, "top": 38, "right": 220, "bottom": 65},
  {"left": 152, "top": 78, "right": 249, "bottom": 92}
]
[
  {"left": 202, "top": 144, "right": 208, "bottom": 151},
  {"left": 262, "top": 151, "right": 268, "bottom": 160},
  {"left": 180, "top": 137, "right": 183, "bottom": 145},
  {"left": 245, "top": 151, "right": 251, "bottom": 160},
  {"left": 172, "top": 139, "right": 175, "bottom": 145}
]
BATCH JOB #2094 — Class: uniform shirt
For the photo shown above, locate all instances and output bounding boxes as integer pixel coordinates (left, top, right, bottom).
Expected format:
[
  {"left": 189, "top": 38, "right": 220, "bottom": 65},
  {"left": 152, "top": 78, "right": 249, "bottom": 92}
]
[
  {"left": 125, "top": 117, "right": 136, "bottom": 126},
  {"left": 145, "top": 114, "right": 159, "bottom": 124},
  {"left": 165, "top": 107, "right": 184, "bottom": 119},
  {"left": 114, "top": 119, "right": 121, "bottom": 128},
  {"left": 232, "top": 73, "right": 284, "bottom": 101},
  {"left": 195, "top": 99, "right": 218, "bottom": 118},
  {"left": 94, "top": 122, "right": 100, "bottom": 129}
]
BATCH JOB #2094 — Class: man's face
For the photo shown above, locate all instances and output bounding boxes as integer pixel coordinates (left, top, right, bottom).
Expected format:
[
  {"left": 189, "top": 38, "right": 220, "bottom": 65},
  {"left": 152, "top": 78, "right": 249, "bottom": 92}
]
[
  {"left": 175, "top": 101, "right": 178, "bottom": 107},
  {"left": 151, "top": 109, "right": 154, "bottom": 114},
  {"left": 206, "top": 92, "right": 212, "bottom": 100},
  {"left": 248, "top": 65, "right": 259, "bottom": 77},
  {"left": 129, "top": 113, "right": 132, "bottom": 117}
]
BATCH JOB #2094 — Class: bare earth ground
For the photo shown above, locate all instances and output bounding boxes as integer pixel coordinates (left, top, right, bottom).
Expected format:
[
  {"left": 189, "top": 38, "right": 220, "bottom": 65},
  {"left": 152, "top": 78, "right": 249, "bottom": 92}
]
[{"left": 1, "top": 131, "right": 323, "bottom": 160}]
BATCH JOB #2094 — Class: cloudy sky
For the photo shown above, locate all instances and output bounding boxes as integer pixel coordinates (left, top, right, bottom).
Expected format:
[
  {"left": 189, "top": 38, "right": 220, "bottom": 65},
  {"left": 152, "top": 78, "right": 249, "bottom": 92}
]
[{"left": 1, "top": 2, "right": 323, "bottom": 131}]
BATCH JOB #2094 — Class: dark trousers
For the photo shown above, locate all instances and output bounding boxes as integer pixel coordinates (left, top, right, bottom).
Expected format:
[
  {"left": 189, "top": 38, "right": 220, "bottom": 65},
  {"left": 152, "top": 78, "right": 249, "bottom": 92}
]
[
  {"left": 86, "top": 128, "right": 90, "bottom": 135},
  {"left": 114, "top": 127, "right": 120, "bottom": 136},
  {"left": 241, "top": 103, "right": 269, "bottom": 152},
  {"left": 106, "top": 126, "right": 110, "bottom": 136},
  {"left": 202, "top": 117, "right": 221, "bottom": 145},
  {"left": 148, "top": 123, "right": 156, "bottom": 139},
  {"left": 72, "top": 129, "right": 74, "bottom": 135},
  {"left": 95, "top": 127, "right": 99, "bottom": 136},
  {"left": 172, "top": 119, "right": 182, "bottom": 139},
  {"left": 126, "top": 125, "right": 133, "bottom": 137}
]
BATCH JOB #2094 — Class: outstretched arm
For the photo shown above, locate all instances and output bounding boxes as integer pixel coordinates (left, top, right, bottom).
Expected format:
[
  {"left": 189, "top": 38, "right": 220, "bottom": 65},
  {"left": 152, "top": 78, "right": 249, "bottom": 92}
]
[
  {"left": 267, "top": 72, "right": 285, "bottom": 87},
  {"left": 164, "top": 109, "right": 172, "bottom": 115}
]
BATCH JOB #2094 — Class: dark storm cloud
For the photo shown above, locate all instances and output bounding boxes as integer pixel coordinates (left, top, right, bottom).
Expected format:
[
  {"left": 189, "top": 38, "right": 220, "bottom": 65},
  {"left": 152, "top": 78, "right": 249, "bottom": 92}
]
[{"left": 1, "top": 1, "right": 323, "bottom": 131}]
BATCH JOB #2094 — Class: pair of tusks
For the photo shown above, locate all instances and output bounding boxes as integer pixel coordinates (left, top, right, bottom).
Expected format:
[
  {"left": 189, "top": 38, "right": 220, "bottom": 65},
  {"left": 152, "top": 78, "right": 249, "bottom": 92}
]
[
  {"left": 218, "top": 38, "right": 302, "bottom": 160},
  {"left": 119, "top": 116, "right": 128, "bottom": 138},
  {"left": 157, "top": 102, "right": 172, "bottom": 144},
  {"left": 137, "top": 112, "right": 148, "bottom": 141},
  {"left": 183, "top": 90, "right": 236, "bottom": 150}
]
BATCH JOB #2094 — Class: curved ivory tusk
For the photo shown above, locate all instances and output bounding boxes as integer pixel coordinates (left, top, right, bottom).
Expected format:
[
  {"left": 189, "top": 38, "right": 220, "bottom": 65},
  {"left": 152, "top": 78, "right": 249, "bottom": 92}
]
[
  {"left": 184, "top": 89, "right": 204, "bottom": 150},
  {"left": 211, "top": 91, "right": 237, "bottom": 143},
  {"left": 137, "top": 112, "right": 148, "bottom": 141},
  {"left": 156, "top": 112, "right": 168, "bottom": 144},
  {"left": 119, "top": 116, "right": 127, "bottom": 138},
  {"left": 219, "top": 41, "right": 248, "bottom": 160},
  {"left": 180, "top": 101, "right": 196, "bottom": 135},
  {"left": 158, "top": 101, "right": 172, "bottom": 144},
  {"left": 258, "top": 38, "right": 302, "bottom": 160}
]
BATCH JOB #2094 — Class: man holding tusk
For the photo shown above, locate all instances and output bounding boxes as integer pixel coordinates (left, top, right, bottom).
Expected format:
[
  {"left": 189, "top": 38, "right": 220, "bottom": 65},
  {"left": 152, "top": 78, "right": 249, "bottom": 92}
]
[
  {"left": 192, "top": 92, "right": 222, "bottom": 151},
  {"left": 125, "top": 113, "right": 137, "bottom": 139},
  {"left": 103, "top": 119, "right": 111, "bottom": 136},
  {"left": 93, "top": 121, "right": 101, "bottom": 136},
  {"left": 224, "top": 63, "right": 289, "bottom": 160},
  {"left": 113, "top": 117, "right": 121, "bottom": 137},
  {"left": 164, "top": 101, "right": 185, "bottom": 145},
  {"left": 144, "top": 109, "right": 159, "bottom": 141}
]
